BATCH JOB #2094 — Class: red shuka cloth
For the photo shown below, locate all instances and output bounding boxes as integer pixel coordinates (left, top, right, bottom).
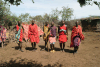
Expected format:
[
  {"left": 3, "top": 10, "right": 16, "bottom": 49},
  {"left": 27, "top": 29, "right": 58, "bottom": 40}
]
[
  {"left": 22, "top": 24, "right": 29, "bottom": 41},
  {"left": 16, "top": 25, "right": 23, "bottom": 42},
  {"left": 59, "top": 25, "right": 67, "bottom": 43},
  {"left": 38, "top": 27, "right": 44, "bottom": 36},
  {"left": 28, "top": 24, "right": 39, "bottom": 44},
  {"left": 70, "top": 25, "right": 85, "bottom": 47}
]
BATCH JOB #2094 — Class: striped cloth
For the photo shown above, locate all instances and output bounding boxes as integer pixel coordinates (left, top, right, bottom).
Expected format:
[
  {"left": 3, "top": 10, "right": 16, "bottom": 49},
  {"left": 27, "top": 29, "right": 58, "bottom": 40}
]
[{"left": 22, "top": 24, "right": 29, "bottom": 41}]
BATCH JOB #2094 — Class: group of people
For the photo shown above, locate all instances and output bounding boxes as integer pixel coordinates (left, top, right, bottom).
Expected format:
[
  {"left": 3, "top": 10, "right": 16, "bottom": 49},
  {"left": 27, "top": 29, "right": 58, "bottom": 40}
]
[{"left": 0, "top": 19, "right": 85, "bottom": 54}]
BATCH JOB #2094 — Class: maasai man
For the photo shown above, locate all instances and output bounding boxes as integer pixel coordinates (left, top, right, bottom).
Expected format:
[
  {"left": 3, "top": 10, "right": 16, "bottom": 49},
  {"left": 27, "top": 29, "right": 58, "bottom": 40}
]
[
  {"left": 43, "top": 22, "right": 50, "bottom": 51},
  {"left": 70, "top": 21, "right": 85, "bottom": 53},
  {"left": 28, "top": 20, "right": 39, "bottom": 51},
  {"left": 0, "top": 26, "right": 3, "bottom": 47},
  {"left": 0, "top": 25, "right": 7, "bottom": 48},
  {"left": 15, "top": 21, "right": 23, "bottom": 52},
  {"left": 49, "top": 22, "right": 57, "bottom": 52},
  {"left": 58, "top": 20, "right": 68, "bottom": 52}
]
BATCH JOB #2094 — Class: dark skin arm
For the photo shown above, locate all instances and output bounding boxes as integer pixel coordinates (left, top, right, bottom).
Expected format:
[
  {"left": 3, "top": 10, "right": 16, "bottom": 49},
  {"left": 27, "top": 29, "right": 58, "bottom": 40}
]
[
  {"left": 43, "top": 26, "right": 44, "bottom": 32},
  {"left": 58, "top": 26, "right": 60, "bottom": 34},
  {"left": 66, "top": 26, "right": 68, "bottom": 40}
]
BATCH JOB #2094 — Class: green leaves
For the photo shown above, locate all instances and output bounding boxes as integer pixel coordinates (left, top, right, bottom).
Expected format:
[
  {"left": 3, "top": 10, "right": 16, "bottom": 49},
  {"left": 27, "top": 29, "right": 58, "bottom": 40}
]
[
  {"left": 78, "top": 0, "right": 100, "bottom": 9},
  {"left": 19, "top": 13, "right": 30, "bottom": 22},
  {"left": 4, "top": 0, "right": 23, "bottom": 6},
  {"left": 60, "top": 6, "right": 73, "bottom": 21}
]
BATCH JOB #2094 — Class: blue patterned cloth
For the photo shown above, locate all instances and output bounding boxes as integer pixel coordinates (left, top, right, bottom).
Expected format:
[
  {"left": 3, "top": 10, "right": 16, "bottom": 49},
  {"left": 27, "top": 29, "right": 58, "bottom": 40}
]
[{"left": 15, "top": 29, "right": 21, "bottom": 43}]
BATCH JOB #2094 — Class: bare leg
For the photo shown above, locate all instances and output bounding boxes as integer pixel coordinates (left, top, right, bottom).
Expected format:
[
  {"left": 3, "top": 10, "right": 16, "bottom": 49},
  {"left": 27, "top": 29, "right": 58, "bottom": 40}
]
[
  {"left": 18, "top": 43, "right": 20, "bottom": 49},
  {"left": 31, "top": 42, "right": 34, "bottom": 49},
  {"left": 60, "top": 43, "right": 62, "bottom": 51},
  {"left": 19, "top": 41, "right": 23, "bottom": 52},
  {"left": 74, "top": 46, "right": 79, "bottom": 53},
  {"left": 62, "top": 43, "right": 65, "bottom": 52},
  {"left": 34, "top": 42, "right": 36, "bottom": 49},
  {"left": 47, "top": 40, "right": 49, "bottom": 52},
  {"left": 53, "top": 44, "right": 54, "bottom": 50},
  {"left": 50, "top": 44, "right": 52, "bottom": 50},
  {"left": 45, "top": 40, "right": 47, "bottom": 49},
  {"left": 33, "top": 42, "right": 36, "bottom": 51},
  {"left": 0, "top": 43, "right": 1, "bottom": 47}
]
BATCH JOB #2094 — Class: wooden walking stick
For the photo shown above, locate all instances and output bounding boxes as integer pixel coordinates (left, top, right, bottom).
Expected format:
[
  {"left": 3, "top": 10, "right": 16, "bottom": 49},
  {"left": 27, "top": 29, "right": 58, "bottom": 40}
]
[
  {"left": 2, "top": 39, "right": 3, "bottom": 48},
  {"left": 47, "top": 38, "right": 49, "bottom": 52},
  {"left": 2, "top": 42, "right": 3, "bottom": 48}
]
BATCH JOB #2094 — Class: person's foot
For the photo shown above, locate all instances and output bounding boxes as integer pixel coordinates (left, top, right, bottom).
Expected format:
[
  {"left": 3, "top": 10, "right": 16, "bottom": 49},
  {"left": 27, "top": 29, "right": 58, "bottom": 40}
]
[
  {"left": 33, "top": 49, "right": 36, "bottom": 51},
  {"left": 52, "top": 50, "right": 55, "bottom": 53},
  {"left": 44, "top": 48, "right": 46, "bottom": 50},
  {"left": 60, "top": 49, "right": 63, "bottom": 52},
  {"left": 50, "top": 50, "right": 53, "bottom": 52},
  {"left": 19, "top": 49, "right": 21, "bottom": 51},
  {"left": 73, "top": 51, "right": 78, "bottom": 54},
  {"left": 62, "top": 49, "right": 65, "bottom": 52},
  {"left": 20, "top": 49, "right": 24, "bottom": 52}
]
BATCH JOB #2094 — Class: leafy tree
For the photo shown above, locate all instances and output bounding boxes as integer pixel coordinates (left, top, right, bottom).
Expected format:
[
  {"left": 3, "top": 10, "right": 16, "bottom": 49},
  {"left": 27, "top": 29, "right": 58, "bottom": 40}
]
[
  {"left": 60, "top": 6, "right": 73, "bottom": 21},
  {"left": 19, "top": 13, "right": 30, "bottom": 22},
  {"left": 78, "top": 0, "right": 100, "bottom": 9},
  {"left": 0, "top": 0, "right": 11, "bottom": 25},
  {"left": 50, "top": 8, "right": 60, "bottom": 21}
]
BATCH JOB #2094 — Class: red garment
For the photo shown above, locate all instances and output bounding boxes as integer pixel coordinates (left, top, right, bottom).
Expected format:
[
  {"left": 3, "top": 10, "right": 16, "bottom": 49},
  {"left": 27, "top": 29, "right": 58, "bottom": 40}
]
[
  {"left": 47, "top": 24, "right": 49, "bottom": 27},
  {"left": 28, "top": 24, "right": 39, "bottom": 44},
  {"left": 38, "top": 27, "right": 44, "bottom": 36},
  {"left": 16, "top": 25, "right": 19, "bottom": 31},
  {"left": 22, "top": 24, "right": 29, "bottom": 41},
  {"left": 59, "top": 24, "right": 67, "bottom": 43},
  {"left": 70, "top": 25, "right": 85, "bottom": 47},
  {"left": 16, "top": 25, "right": 23, "bottom": 42}
]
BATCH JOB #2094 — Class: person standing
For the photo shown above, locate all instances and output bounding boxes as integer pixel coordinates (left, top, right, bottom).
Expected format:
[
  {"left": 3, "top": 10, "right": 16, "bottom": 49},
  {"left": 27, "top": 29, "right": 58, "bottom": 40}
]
[
  {"left": 49, "top": 22, "right": 57, "bottom": 52},
  {"left": 0, "top": 25, "right": 6, "bottom": 48},
  {"left": 28, "top": 20, "right": 40, "bottom": 51},
  {"left": 43, "top": 22, "right": 50, "bottom": 51},
  {"left": 70, "top": 21, "right": 85, "bottom": 54},
  {"left": 58, "top": 20, "right": 68, "bottom": 52},
  {"left": 15, "top": 21, "right": 23, "bottom": 52}
]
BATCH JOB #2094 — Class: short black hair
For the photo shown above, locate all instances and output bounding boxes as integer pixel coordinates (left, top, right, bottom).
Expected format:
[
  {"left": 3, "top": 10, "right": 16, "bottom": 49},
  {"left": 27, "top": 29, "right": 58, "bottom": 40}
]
[{"left": 45, "top": 22, "right": 48, "bottom": 24}]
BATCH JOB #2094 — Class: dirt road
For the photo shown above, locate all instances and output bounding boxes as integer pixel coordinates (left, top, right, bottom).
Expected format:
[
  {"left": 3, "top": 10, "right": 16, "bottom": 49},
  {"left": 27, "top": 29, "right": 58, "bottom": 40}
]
[{"left": 0, "top": 31, "right": 100, "bottom": 67}]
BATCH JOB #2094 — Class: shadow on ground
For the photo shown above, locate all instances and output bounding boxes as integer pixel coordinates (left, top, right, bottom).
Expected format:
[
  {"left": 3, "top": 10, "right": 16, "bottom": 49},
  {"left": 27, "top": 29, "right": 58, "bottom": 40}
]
[
  {"left": 39, "top": 45, "right": 74, "bottom": 53},
  {"left": 64, "top": 49, "right": 74, "bottom": 53},
  {"left": 25, "top": 47, "right": 37, "bottom": 51},
  {"left": 39, "top": 45, "right": 52, "bottom": 52},
  {"left": 12, "top": 46, "right": 19, "bottom": 50},
  {"left": 54, "top": 47, "right": 74, "bottom": 53},
  {"left": 0, "top": 58, "right": 63, "bottom": 67}
]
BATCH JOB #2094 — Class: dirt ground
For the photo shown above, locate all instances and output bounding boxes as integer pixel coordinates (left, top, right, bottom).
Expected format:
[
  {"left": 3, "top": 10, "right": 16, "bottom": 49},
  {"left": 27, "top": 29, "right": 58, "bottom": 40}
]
[{"left": 0, "top": 31, "right": 100, "bottom": 67}]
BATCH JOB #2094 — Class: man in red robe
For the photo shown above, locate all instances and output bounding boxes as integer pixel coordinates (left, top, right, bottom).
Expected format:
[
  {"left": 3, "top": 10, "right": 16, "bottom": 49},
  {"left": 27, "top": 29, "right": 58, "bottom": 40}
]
[
  {"left": 70, "top": 21, "right": 85, "bottom": 54},
  {"left": 58, "top": 20, "right": 68, "bottom": 52},
  {"left": 15, "top": 21, "right": 23, "bottom": 52},
  {"left": 28, "top": 20, "right": 39, "bottom": 51}
]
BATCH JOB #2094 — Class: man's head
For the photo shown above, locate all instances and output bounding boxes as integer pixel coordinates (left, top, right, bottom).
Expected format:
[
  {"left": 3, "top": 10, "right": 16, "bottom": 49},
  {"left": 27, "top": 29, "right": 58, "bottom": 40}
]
[
  {"left": 45, "top": 22, "right": 48, "bottom": 26},
  {"left": 18, "top": 21, "right": 21, "bottom": 26},
  {"left": 75, "top": 21, "right": 79, "bottom": 27},
  {"left": 51, "top": 22, "right": 54, "bottom": 26},
  {"left": 61, "top": 20, "right": 65, "bottom": 25},
  {"left": 32, "top": 20, "right": 35, "bottom": 24}
]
